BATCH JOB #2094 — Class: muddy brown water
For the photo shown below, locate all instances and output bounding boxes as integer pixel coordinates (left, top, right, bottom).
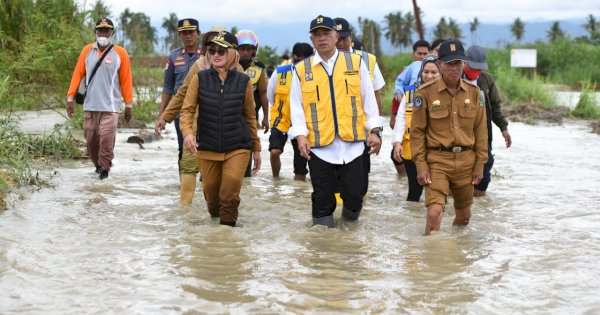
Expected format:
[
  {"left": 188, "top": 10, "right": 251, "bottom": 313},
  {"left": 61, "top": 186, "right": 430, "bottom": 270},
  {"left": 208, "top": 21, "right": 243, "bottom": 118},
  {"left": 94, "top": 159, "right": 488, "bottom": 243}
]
[{"left": 1, "top": 111, "right": 600, "bottom": 313}]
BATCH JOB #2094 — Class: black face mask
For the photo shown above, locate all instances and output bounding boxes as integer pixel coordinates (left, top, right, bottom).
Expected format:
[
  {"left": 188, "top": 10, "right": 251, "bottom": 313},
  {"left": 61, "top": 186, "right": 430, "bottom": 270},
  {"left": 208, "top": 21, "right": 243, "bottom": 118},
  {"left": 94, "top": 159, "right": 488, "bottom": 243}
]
[{"left": 239, "top": 59, "right": 252, "bottom": 70}]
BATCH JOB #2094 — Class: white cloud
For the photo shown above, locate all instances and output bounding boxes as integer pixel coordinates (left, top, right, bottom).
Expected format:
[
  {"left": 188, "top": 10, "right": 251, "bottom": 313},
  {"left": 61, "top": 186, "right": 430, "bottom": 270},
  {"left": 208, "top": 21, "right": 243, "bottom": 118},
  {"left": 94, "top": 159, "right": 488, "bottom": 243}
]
[{"left": 90, "top": 0, "right": 600, "bottom": 27}]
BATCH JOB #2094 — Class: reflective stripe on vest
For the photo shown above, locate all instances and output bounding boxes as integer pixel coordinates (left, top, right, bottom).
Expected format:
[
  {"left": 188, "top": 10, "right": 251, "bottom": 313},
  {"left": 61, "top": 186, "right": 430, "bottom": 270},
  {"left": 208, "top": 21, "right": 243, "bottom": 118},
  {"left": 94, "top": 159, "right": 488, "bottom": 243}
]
[
  {"left": 295, "top": 52, "right": 367, "bottom": 147},
  {"left": 244, "top": 65, "right": 263, "bottom": 90},
  {"left": 269, "top": 65, "right": 292, "bottom": 131},
  {"left": 355, "top": 50, "right": 376, "bottom": 81},
  {"left": 401, "top": 85, "right": 417, "bottom": 160}
]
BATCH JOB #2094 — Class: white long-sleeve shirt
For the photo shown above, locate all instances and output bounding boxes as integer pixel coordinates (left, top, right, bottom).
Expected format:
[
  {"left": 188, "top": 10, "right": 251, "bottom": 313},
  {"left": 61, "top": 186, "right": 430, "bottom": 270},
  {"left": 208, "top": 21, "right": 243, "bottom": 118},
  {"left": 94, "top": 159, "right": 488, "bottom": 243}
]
[
  {"left": 289, "top": 49, "right": 384, "bottom": 165},
  {"left": 392, "top": 95, "right": 407, "bottom": 144}
]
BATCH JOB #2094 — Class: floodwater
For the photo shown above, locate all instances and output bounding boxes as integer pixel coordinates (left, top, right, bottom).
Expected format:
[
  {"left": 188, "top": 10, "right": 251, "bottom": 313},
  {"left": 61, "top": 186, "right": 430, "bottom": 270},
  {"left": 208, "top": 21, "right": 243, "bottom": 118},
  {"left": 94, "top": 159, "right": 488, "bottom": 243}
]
[{"left": 1, "top": 112, "right": 600, "bottom": 314}]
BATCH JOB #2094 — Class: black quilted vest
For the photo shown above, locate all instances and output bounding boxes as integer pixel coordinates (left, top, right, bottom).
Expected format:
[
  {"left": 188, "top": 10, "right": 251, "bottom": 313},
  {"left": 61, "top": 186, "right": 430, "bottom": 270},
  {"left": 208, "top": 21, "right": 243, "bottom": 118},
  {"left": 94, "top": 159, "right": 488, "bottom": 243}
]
[{"left": 196, "top": 68, "right": 252, "bottom": 152}]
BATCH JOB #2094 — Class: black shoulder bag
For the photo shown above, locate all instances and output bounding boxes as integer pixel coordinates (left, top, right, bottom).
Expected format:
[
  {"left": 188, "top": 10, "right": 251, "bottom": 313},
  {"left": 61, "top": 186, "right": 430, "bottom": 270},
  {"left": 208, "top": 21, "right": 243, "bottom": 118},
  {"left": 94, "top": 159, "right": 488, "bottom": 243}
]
[{"left": 75, "top": 44, "right": 114, "bottom": 105}]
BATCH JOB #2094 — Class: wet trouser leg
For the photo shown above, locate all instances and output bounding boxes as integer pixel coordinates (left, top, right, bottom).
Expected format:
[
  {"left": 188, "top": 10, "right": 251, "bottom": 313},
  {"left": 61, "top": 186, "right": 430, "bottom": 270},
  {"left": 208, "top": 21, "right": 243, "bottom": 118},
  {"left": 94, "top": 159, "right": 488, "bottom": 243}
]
[
  {"left": 361, "top": 144, "right": 370, "bottom": 197},
  {"left": 291, "top": 139, "right": 309, "bottom": 175},
  {"left": 339, "top": 155, "right": 365, "bottom": 220},
  {"left": 84, "top": 111, "right": 118, "bottom": 172},
  {"left": 308, "top": 153, "right": 364, "bottom": 226},
  {"left": 198, "top": 150, "right": 250, "bottom": 225},
  {"left": 198, "top": 156, "right": 222, "bottom": 218},
  {"left": 474, "top": 143, "right": 494, "bottom": 192},
  {"left": 244, "top": 152, "right": 252, "bottom": 177},
  {"left": 174, "top": 116, "right": 184, "bottom": 166},
  {"left": 403, "top": 159, "right": 423, "bottom": 202},
  {"left": 218, "top": 150, "right": 249, "bottom": 225}
]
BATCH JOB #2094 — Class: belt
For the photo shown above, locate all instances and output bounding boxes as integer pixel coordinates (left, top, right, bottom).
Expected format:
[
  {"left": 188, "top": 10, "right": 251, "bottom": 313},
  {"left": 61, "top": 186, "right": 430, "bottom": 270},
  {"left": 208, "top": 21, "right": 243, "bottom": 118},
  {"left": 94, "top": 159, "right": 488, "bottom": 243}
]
[{"left": 431, "top": 146, "right": 470, "bottom": 153}]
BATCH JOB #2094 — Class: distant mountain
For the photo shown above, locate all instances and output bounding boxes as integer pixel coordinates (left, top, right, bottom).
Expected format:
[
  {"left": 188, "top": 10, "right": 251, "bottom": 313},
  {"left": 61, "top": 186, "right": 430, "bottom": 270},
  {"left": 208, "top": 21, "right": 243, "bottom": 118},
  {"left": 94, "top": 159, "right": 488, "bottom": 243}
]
[{"left": 151, "top": 18, "right": 591, "bottom": 57}]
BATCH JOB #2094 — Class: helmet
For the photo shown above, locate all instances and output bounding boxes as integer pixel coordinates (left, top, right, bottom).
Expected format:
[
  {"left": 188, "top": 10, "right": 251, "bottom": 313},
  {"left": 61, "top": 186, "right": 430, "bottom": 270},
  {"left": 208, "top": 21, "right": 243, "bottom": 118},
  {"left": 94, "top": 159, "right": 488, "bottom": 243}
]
[{"left": 235, "top": 30, "right": 259, "bottom": 48}]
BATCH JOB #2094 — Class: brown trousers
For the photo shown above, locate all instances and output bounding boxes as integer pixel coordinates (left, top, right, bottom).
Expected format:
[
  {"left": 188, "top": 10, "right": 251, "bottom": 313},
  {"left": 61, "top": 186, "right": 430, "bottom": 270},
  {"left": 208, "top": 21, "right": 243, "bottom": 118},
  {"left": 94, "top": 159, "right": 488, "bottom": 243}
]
[
  {"left": 196, "top": 149, "right": 250, "bottom": 224},
  {"left": 83, "top": 111, "right": 118, "bottom": 171}
]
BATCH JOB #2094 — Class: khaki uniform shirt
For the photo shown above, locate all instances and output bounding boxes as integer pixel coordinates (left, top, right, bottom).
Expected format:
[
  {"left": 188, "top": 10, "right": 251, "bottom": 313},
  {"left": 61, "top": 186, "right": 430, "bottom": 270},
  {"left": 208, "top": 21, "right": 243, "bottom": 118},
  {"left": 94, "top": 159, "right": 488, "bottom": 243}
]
[
  {"left": 410, "top": 78, "right": 488, "bottom": 173},
  {"left": 179, "top": 72, "right": 261, "bottom": 155},
  {"left": 162, "top": 55, "right": 244, "bottom": 123}
]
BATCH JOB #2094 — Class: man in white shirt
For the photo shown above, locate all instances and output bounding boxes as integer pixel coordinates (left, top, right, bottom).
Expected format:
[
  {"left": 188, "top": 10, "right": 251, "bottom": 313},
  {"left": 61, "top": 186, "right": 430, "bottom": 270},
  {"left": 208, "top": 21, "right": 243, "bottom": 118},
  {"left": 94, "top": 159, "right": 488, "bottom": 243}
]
[{"left": 289, "top": 15, "right": 384, "bottom": 228}]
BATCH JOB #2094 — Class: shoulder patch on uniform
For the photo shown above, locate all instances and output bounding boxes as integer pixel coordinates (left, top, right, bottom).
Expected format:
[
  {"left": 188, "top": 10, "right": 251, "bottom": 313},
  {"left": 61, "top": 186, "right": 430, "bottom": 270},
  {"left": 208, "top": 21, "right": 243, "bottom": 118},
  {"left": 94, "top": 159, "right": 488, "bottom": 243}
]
[
  {"left": 414, "top": 94, "right": 423, "bottom": 108},
  {"left": 462, "top": 78, "right": 478, "bottom": 87},
  {"left": 479, "top": 96, "right": 485, "bottom": 107},
  {"left": 417, "top": 79, "right": 436, "bottom": 90}
]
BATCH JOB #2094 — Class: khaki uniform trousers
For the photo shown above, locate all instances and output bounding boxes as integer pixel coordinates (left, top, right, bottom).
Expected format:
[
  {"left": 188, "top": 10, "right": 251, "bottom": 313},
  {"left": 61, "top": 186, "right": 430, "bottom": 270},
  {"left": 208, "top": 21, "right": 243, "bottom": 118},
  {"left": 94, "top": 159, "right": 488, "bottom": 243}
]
[
  {"left": 424, "top": 150, "right": 476, "bottom": 209},
  {"left": 196, "top": 149, "right": 250, "bottom": 224}
]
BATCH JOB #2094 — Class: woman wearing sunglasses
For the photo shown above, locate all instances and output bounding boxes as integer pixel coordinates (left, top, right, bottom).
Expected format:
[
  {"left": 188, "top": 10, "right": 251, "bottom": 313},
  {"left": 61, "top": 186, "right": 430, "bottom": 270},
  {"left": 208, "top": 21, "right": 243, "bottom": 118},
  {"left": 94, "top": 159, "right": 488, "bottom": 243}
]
[
  {"left": 392, "top": 54, "right": 441, "bottom": 202},
  {"left": 179, "top": 31, "right": 261, "bottom": 227}
]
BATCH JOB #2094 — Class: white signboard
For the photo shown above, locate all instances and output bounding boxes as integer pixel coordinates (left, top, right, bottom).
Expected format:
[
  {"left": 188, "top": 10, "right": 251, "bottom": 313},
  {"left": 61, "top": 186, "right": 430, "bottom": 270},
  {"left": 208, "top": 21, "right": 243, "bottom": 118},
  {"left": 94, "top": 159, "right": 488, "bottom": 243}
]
[{"left": 511, "top": 49, "right": 537, "bottom": 68}]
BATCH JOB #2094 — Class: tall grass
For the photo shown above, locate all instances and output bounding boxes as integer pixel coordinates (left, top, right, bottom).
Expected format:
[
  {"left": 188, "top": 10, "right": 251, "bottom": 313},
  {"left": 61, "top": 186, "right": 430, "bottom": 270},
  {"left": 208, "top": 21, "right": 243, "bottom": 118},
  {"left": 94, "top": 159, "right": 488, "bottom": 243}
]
[
  {"left": 0, "top": 116, "right": 85, "bottom": 209},
  {"left": 571, "top": 81, "right": 600, "bottom": 119},
  {"left": 492, "top": 66, "right": 555, "bottom": 107},
  {"left": 379, "top": 53, "right": 414, "bottom": 114}
]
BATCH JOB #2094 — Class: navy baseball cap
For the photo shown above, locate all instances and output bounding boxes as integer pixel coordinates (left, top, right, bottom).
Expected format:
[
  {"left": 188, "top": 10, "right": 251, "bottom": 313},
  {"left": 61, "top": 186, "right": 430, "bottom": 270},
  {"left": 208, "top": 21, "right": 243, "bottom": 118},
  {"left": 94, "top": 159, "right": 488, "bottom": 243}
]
[
  {"left": 178, "top": 18, "right": 199, "bottom": 32},
  {"left": 352, "top": 37, "right": 363, "bottom": 50},
  {"left": 309, "top": 15, "right": 336, "bottom": 32},
  {"left": 466, "top": 45, "right": 488, "bottom": 70},
  {"left": 333, "top": 17, "right": 351, "bottom": 37},
  {"left": 437, "top": 39, "right": 466, "bottom": 63}
]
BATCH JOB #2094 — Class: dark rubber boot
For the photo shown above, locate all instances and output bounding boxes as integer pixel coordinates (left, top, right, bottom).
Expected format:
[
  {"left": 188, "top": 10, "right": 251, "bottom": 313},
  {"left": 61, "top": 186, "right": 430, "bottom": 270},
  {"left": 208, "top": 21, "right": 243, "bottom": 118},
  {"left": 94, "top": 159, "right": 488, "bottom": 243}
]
[
  {"left": 312, "top": 215, "right": 334, "bottom": 228},
  {"left": 342, "top": 206, "right": 360, "bottom": 221}
]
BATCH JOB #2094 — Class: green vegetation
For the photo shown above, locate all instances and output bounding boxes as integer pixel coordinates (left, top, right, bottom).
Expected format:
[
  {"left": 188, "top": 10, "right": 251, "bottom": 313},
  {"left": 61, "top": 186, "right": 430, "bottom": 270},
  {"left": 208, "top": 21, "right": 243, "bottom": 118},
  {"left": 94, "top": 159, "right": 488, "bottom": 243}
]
[
  {"left": 0, "top": 116, "right": 85, "bottom": 209},
  {"left": 572, "top": 82, "right": 600, "bottom": 119},
  {"left": 377, "top": 37, "right": 600, "bottom": 115}
]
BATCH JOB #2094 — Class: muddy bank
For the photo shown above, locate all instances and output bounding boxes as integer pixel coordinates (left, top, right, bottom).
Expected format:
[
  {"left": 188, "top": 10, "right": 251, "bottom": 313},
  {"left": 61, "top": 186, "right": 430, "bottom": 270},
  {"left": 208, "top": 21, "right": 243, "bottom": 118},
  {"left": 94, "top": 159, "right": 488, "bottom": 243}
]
[
  {"left": 503, "top": 102, "right": 600, "bottom": 135},
  {"left": 503, "top": 102, "right": 570, "bottom": 125}
]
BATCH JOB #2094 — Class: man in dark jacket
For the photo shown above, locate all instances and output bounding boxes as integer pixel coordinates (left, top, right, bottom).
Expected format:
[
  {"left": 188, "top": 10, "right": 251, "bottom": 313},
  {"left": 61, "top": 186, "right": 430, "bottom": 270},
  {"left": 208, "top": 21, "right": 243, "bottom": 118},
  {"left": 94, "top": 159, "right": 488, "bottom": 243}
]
[{"left": 464, "top": 46, "right": 513, "bottom": 197}]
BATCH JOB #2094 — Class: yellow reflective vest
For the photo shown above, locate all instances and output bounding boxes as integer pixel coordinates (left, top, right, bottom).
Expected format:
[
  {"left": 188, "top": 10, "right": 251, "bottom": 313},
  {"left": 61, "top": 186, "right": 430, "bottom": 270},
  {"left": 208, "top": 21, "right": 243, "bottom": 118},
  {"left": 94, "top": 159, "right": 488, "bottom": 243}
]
[
  {"left": 294, "top": 52, "right": 367, "bottom": 148},
  {"left": 354, "top": 50, "right": 376, "bottom": 82},
  {"left": 401, "top": 86, "right": 417, "bottom": 160},
  {"left": 269, "top": 64, "right": 293, "bottom": 132},
  {"left": 244, "top": 64, "right": 263, "bottom": 91}
]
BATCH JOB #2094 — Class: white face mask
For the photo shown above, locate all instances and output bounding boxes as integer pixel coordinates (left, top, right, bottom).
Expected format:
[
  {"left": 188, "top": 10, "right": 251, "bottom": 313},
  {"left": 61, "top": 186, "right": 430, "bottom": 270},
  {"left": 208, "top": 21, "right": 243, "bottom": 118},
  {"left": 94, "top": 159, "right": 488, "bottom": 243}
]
[{"left": 96, "top": 34, "right": 112, "bottom": 47}]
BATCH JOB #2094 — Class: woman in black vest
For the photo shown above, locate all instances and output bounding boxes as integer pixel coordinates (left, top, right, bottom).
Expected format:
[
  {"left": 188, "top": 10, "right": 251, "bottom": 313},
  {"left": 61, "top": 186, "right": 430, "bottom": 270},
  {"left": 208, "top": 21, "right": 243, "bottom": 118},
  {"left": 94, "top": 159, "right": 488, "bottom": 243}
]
[{"left": 180, "top": 31, "right": 261, "bottom": 227}]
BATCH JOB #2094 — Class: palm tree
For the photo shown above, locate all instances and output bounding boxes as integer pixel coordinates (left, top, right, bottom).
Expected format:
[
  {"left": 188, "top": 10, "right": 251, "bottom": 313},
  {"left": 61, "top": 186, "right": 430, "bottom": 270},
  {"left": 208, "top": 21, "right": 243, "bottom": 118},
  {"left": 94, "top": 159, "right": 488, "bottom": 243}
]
[
  {"left": 547, "top": 21, "right": 564, "bottom": 42},
  {"left": 121, "top": 11, "right": 157, "bottom": 55},
  {"left": 358, "top": 17, "right": 382, "bottom": 57},
  {"left": 510, "top": 17, "right": 525, "bottom": 44},
  {"left": 161, "top": 12, "right": 179, "bottom": 52},
  {"left": 411, "top": 0, "right": 424, "bottom": 40},
  {"left": 583, "top": 14, "right": 599, "bottom": 41},
  {"left": 401, "top": 12, "right": 416, "bottom": 49},
  {"left": 433, "top": 17, "right": 449, "bottom": 40},
  {"left": 448, "top": 18, "right": 462, "bottom": 39},
  {"left": 90, "top": 0, "right": 111, "bottom": 22},
  {"left": 119, "top": 8, "right": 133, "bottom": 48},
  {"left": 383, "top": 11, "right": 402, "bottom": 51},
  {"left": 469, "top": 17, "right": 480, "bottom": 45}
]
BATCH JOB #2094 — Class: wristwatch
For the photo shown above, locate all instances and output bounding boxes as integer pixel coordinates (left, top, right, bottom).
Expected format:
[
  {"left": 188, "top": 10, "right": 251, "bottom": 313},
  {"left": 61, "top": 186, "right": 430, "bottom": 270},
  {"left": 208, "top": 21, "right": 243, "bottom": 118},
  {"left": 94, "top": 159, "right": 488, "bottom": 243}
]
[{"left": 370, "top": 127, "right": 382, "bottom": 138}]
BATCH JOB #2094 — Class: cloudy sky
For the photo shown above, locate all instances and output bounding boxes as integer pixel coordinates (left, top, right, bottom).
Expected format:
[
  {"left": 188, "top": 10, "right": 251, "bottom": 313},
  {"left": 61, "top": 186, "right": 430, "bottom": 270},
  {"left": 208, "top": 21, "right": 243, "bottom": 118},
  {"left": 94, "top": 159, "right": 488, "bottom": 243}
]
[
  {"left": 93, "top": 0, "right": 599, "bottom": 26},
  {"left": 86, "top": 0, "right": 599, "bottom": 52}
]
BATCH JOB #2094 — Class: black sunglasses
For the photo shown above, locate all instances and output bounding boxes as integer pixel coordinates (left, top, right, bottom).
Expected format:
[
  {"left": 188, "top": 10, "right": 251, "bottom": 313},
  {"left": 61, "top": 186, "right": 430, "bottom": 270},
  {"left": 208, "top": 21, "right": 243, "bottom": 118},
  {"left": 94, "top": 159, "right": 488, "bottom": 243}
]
[{"left": 208, "top": 47, "right": 227, "bottom": 56}]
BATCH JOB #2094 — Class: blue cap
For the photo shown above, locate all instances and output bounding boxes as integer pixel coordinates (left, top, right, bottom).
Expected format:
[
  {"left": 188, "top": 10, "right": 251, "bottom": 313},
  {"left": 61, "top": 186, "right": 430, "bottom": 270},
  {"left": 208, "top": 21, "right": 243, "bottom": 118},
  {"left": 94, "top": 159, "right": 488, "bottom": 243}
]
[
  {"left": 333, "top": 17, "right": 352, "bottom": 37},
  {"left": 466, "top": 45, "right": 488, "bottom": 70},
  {"left": 309, "top": 15, "right": 336, "bottom": 32}
]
